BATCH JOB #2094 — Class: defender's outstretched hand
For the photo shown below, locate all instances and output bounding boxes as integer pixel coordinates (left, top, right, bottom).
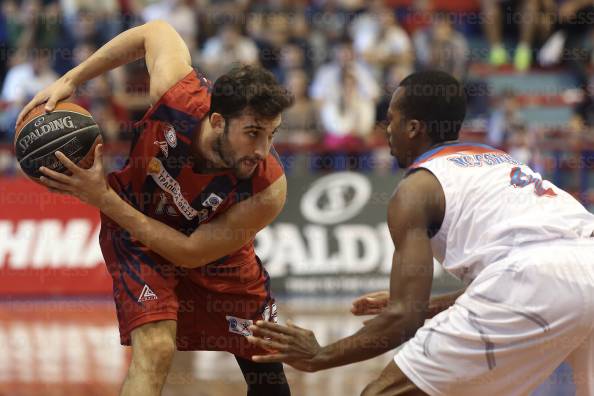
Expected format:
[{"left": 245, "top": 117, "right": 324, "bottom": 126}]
[
  {"left": 350, "top": 291, "right": 389, "bottom": 316},
  {"left": 248, "top": 320, "right": 323, "bottom": 372},
  {"left": 38, "top": 144, "right": 111, "bottom": 208},
  {"left": 17, "top": 76, "right": 76, "bottom": 126}
]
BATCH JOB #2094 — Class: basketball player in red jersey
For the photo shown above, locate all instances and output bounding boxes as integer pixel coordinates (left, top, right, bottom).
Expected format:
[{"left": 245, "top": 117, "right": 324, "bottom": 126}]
[{"left": 18, "top": 21, "right": 293, "bottom": 396}]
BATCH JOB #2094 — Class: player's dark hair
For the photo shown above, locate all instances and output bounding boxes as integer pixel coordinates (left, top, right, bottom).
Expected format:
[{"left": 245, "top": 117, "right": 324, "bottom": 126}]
[
  {"left": 396, "top": 70, "right": 466, "bottom": 142},
  {"left": 210, "top": 65, "right": 294, "bottom": 120}
]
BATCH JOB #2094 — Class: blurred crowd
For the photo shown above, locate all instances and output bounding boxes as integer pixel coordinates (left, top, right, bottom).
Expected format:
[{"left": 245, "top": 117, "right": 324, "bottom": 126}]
[{"left": 1, "top": 0, "right": 594, "bottom": 175}]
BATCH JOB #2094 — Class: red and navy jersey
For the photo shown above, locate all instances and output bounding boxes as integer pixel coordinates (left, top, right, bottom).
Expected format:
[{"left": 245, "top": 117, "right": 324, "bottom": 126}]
[{"left": 106, "top": 70, "right": 284, "bottom": 272}]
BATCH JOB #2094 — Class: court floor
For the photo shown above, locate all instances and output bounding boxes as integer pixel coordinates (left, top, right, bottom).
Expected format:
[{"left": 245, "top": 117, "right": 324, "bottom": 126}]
[{"left": 0, "top": 298, "right": 574, "bottom": 395}]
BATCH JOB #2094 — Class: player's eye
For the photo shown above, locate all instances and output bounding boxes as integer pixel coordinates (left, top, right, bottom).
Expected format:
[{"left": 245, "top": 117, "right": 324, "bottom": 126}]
[{"left": 247, "top": 131, "right": 258, "bottom": 138}]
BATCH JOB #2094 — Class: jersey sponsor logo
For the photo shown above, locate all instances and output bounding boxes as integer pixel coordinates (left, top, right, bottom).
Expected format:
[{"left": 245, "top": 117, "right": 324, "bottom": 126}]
[
  {"left": 301, "top": 172, "right": 371, "bottom": 225},
  {"left": 138, "top": 284, "right": 158, "bottom": 302},
  {"left": 226, "top": 315, "right": 253, "bottom": 337},
  {"left": 164, "top": 123, "right": 177, "bottom": 148},
  {"left": 509, "top": 166, "right": 557, "bottom": 197},
  {"left": 155, "top": 193, "right": 179, "bottom": 217},
  {"left": 147, "top": 158, "right": 199, "bottom": 220},
  {"left": 202, "top": 193, "right": 223, "bottom": 211},
  {"left": 154, "top": 140, "right": 169, "bottom": 158},
  {"left": 19, "top": 115, "right": 76, "bottom": 151}
]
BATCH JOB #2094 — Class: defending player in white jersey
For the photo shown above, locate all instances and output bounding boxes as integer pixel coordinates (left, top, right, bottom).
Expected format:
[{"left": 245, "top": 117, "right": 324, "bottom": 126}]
[{"left": 247, "top": 70, "right": 594, "bottom": 395}]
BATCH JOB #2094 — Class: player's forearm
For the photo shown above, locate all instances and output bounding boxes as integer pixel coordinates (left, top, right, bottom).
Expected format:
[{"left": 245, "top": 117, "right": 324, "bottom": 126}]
[
  {"left": 313, "top": 309, "right": 421, "bottom": 370},
  {"left": 64, "top": 23, "right": 152, "bottom": 87},
  {"left": 427, "top": 288, "right": 466, "bottom": 318},
  {"left": 99, "top": 189, "right": 202, "bottom": 268}
]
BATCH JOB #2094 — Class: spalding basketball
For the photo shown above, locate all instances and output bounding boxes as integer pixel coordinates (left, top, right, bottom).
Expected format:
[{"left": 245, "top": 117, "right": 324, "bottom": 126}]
[{"left": 14, "top": 102, "right": 102, "bottom": 180}]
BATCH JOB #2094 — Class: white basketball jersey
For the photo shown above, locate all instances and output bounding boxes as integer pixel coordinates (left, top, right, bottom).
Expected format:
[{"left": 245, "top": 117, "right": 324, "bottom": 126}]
[{"left": 409, "top": 142, "right": 594, "bottom": 283}]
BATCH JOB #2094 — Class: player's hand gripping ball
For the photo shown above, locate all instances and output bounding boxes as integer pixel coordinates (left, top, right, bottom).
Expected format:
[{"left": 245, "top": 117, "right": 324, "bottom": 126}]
[{"left": 14, "top": 102, "right": 102, "bottom": 181}]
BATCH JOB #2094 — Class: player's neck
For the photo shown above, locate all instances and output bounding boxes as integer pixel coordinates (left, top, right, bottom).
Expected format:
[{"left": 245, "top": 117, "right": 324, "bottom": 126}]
[{"left": 415, "top": 139, "right": 460, "bottom": 158}]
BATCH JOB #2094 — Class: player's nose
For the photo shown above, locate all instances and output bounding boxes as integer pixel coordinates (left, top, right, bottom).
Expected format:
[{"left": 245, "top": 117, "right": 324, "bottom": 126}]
[{"left": 254, "top": 141, "right": 268, "bottom": 160}]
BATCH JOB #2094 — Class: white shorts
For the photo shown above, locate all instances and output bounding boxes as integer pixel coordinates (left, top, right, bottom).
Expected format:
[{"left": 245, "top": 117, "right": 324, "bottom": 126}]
[{"left": 395, "top": 241, "right": 594, "bottom": 396}]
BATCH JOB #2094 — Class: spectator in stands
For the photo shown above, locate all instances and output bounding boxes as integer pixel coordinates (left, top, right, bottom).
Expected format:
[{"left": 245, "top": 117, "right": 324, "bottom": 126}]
[
  {"left": 277, "top": 41, "right": 308, "bottom": 83},
  {"left": 319, "top": 67, "right": 376, "bottom": 149},
  {"left": 481, "top": 0, "right": 554, "bottom": 71},
  {"left": 305, "top": 0, "right": 351, "bottom": 51},
  {"left": 350, "top": 0, "right": 413, "bottom": 76},
  {"left": 276, "top": 69, "right": 321, "bottom": 145},
  {"left": 198, "top": 0, "right": 251, "bottom": 40},
  {"left": 1, "top": 48, "right": 58, "bottom": 139},
  {"left": 310, "top": 37, "right": 380, "bottom": 105},
  {"left": 142, "top": 0, "right": 199, "bottom": 54},
  {"left": 507, "top": 124, "right": 533, "bottom": 165},
  {"left": 200, "top": 23, "right": 259, "bottom": 79},
  {"left": 487, "top": 91, "right": 525, "bottom": 148},
  {"left": 543, "top": 0, "right": 594, "bottom": 126},
  {"left": 413, "top": 12, "right": 469, "bottom": 81}
]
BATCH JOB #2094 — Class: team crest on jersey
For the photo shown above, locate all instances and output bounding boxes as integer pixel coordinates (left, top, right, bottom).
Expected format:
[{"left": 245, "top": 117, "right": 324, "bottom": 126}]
[
  {"left": 226, "top": 315, "right": 253, "bottom": 337},
  {"left": 164, "top": 123, "right": 177, "bottom": 148},
  {"left": 202, "top": 193, "right": 223, "bottom": 211}
]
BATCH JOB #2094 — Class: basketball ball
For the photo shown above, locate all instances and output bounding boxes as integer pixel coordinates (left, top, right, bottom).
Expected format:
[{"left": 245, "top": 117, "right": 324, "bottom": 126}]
[{"left": 14, "top": 102, "right": 103, "bottom": 181}]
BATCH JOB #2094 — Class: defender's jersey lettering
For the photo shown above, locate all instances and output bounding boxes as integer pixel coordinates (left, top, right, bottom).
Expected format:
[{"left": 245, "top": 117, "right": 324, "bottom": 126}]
[{"left": 448, "top": 152, "right": 520, "bottom": 167}]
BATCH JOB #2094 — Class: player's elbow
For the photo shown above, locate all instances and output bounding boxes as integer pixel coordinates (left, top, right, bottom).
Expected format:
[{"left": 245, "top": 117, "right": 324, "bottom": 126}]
[
  {"left": 382, "top": 305, "right": 425, "bottom": 348},
  {"left": 143, "top": 20, "right": 175, "bottom": 36},
  {"left": 168, "top": 240, "right": 209, "bottom": 269}
]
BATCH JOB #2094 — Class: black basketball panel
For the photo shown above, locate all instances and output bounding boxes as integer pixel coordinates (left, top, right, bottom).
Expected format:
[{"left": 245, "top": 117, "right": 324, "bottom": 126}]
[
  {"left": 15, "top": 111, "right": 95, "bottom": 160},
  {"left": 19, "top": 125, "right": 101, "bottom": 179}
]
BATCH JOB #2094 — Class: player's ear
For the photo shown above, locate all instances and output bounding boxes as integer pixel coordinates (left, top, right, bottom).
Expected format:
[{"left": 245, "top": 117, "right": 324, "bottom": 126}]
[
  {"left": 209, "top": 112, "right": 225, "bottom": 132},
  {"left": 408, "top": 119, "right": 422, "bottom": 139}
]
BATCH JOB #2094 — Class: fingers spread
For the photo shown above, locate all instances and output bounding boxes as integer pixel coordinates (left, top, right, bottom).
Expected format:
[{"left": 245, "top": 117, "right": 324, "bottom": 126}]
[
  {"left": 55, "top": 151, "right": 82, "bottom": 174},
  {"left": 39, "top": 166, "right": 73, "bottom": 185},
  {"left": 39, "top": 176, "right": 74, "bottom": 194},
  {"left": 92, "top": 144, "right": 103, "bottom": 170},
  {"left": 250, "top": 326, "right": 290, "bottom": 343},
  {"left": 17, "top": 95, "right": 47, "bottom": 125},
  {"left": 251, "top": 353, "right": 289, "bottom": 363},
  {"left": 254, "top": 321, "right": 298, "bottom": 336},
  {"left": 246, "top": 336, "right": 288, "bottom": 352},
  {"left": 45, "top": 95, "right": 59, "bottom": 112}
]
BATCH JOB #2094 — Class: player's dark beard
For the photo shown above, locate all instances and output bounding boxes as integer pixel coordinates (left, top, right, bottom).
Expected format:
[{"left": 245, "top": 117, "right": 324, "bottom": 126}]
[
  {"left": 212, "top": 125, "right": 258, "bottom": 179},
  {"left": 212, "top": 124, "right": 236, "bottom": 168}
]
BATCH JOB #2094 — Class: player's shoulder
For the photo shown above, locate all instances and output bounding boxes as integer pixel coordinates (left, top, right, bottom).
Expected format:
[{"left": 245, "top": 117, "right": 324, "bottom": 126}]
[
  {"left": 157, "top": 68, "right": 212, "bottom": 113},
  {"left": 390, "top": 168, "right": 444, "bottom": 218},
  {"left": 137, "top": 69, "right": 212, "bottom": 129},
  {"left": 398, "top": 168, "right": 442, "bottom": 199}
]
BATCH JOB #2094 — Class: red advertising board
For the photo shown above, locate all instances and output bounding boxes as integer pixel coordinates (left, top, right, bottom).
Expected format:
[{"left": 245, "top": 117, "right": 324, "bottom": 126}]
[{"left": 0, "top": 177, "right": 112, "bottom": 295}]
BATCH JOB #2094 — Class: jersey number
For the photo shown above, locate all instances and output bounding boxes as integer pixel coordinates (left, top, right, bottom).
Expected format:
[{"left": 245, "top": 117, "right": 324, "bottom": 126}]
[{"left": 509, "top": 167, "right": 556, "bottom": 197}]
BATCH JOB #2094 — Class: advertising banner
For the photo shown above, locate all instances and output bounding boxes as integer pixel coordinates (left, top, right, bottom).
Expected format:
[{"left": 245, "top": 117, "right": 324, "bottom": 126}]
[
  {"left": 0, "top": 178, "right": 111, "bottom": 295},
  {"left": 0, "top": 173, "right": 462, "bottom": 296},
  {"left": 257, "top": 171, "right": 463, "bottom": 295}
]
